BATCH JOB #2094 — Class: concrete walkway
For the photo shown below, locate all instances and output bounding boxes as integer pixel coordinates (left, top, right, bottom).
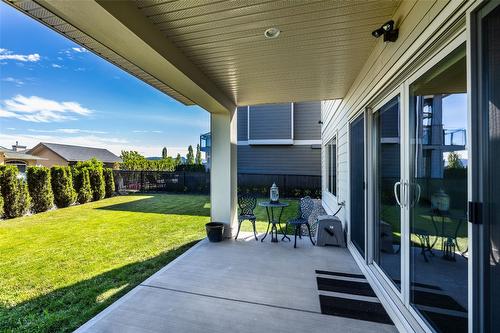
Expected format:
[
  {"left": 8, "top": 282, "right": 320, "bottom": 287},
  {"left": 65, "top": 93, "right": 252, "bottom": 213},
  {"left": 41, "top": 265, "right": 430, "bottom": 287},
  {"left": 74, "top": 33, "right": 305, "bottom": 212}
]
[{"left": 75, "top": 233, "right": 397, "bottom": 333}]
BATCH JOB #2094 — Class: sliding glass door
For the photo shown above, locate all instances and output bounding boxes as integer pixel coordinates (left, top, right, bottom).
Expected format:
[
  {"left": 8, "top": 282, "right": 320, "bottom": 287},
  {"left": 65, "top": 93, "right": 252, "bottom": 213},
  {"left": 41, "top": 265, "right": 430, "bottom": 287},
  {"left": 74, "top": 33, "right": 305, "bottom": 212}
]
[
  {"left": 350, "top": 113, "right": 365, "bottom": 257},
  {"left": 373, "top": 95, "right": 402, "bottom": 290},
  {"left": 408, "top": 44, "right": 468, "bottom": 333},
  {"left": 476, "top": 3, "right": 500, "bottom": 332}
]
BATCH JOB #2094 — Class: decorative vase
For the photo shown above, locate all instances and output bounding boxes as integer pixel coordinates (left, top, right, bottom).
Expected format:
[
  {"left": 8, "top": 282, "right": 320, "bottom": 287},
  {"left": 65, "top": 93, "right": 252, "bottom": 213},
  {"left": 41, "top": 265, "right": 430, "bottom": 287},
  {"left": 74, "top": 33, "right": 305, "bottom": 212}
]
[
  {"left": 270, "top": 183, "right": 279, "bottom": 203},
  {"left": 431, "top": 189, "right": 450, "bottom": 212}
]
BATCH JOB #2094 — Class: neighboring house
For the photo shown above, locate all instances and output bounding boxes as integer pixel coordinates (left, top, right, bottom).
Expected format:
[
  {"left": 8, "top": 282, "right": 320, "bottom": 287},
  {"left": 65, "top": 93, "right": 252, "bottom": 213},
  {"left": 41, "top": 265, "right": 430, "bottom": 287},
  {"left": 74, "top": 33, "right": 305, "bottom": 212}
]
[
  {"left": 27, "top": 143, "right": 122, "bottom": 168},
  {"left": 0, "top": 142, "right": 46, "bottom": 173},
  {"left": 201, "top": 101, "right": 321, "bottom": 175}
]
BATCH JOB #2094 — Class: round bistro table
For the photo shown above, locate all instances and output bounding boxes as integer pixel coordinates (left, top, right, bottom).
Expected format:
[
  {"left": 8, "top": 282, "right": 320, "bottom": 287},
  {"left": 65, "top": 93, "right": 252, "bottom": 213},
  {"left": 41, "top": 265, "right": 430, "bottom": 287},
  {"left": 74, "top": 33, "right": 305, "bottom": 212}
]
[{"left": 258, "top": 201, "right": 290, "bottom": 243}]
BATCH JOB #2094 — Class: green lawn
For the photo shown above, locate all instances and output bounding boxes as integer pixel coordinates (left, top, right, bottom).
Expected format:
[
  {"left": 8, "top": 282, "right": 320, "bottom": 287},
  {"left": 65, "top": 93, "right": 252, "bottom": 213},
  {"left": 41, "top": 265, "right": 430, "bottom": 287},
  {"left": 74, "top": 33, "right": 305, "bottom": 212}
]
[{"left": 0, "top": 194, "right": 298, "bottom": 333}]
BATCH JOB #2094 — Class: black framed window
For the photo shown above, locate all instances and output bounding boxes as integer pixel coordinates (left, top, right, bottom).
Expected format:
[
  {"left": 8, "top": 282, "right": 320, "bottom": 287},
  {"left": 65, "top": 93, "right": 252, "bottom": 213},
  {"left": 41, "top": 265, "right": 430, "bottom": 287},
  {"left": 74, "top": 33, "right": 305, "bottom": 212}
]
[{"left": 326, "top": 137, "right": 337, "bottom": 196}]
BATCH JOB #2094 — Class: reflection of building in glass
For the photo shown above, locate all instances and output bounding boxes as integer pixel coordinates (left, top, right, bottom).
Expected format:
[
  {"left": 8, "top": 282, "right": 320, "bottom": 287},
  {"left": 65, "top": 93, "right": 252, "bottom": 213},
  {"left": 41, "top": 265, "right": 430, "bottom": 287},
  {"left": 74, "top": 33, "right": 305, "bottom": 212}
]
[{"left": 416, "top": 94, "right": 466, "bottom": 179}]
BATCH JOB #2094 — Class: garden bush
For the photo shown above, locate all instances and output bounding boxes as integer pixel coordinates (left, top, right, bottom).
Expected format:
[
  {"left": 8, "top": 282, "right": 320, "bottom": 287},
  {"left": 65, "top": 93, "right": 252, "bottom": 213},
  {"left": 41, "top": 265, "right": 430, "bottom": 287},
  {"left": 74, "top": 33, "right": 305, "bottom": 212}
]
[
  {"left": 74, "top": 168, "right": 92, "bottom": 204},
  {"left": 51, "top": 166, "right": 76, "bottom": 208},
  {"left": 0, "top": 165, "right": 31, "bottom": 218},
  {"left": 26, "top": 166, "right": 54, "bottom": 213},
  {"left": 103, "top": 168, "right": 115, "bottom": 198}
]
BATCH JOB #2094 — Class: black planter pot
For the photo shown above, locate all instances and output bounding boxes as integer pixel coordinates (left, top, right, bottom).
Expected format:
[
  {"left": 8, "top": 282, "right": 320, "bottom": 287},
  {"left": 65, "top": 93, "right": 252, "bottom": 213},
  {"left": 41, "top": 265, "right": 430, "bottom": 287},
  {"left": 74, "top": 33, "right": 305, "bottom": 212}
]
[{"left": 205, "top": 222, "right": 224, "bottom": 242}]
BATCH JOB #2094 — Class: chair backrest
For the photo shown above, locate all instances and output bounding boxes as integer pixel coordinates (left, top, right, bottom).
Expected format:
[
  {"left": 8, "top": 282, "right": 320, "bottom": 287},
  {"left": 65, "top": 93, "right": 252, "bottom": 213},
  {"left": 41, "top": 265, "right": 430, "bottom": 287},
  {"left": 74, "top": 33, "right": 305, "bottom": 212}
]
[
  {"left": 299, "top": 196, "right": 315, "bottom": 220},
  {"left": 238, "top": 194, "right": 256, "bottom": 215}
]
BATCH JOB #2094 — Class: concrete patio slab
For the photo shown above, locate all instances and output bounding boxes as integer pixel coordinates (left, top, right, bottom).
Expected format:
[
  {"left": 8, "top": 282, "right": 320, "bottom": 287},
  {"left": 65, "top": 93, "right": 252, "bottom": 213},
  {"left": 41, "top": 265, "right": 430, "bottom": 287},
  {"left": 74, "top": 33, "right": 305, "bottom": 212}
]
[{"left": 75, "top": 233, "right": 398, "bottom": 333}]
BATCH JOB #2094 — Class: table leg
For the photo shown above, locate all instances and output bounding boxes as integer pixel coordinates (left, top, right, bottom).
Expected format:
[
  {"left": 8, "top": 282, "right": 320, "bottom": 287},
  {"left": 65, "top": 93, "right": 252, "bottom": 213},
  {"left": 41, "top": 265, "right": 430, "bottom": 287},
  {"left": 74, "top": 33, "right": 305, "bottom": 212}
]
[{"left": 260, "top": 207, "right": 272, "bottom": 242}]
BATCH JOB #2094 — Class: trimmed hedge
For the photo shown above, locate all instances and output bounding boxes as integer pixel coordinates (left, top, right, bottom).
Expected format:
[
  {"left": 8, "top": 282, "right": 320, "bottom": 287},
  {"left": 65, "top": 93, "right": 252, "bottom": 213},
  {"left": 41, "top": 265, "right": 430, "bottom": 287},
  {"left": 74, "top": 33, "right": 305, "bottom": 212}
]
[
  {"left": 0, "top": 165, "right": 31, "bottom": 218},
  {"left": 51, "top": 166, "right": 76, "bottom": 208},
  {"left": 89, "top": 168, "right": 105, "bottom": 201},
  {"left": 74, "top": 168, "right": 92, "bottom": 204},
  {"left": 175, "top": 164, "right": 206, "bottom": 172},
  {"left": 74, "top": 158, "right": 105, "bottom": 202},
  {"left": 103, "top": 168, "right": 115, "bottom": 198},
  {"left": 0, "top": 169, "right": 3, "bottom": 217},
  {"left": 26, "top": 166, "right": 54, "bottom": 213}
]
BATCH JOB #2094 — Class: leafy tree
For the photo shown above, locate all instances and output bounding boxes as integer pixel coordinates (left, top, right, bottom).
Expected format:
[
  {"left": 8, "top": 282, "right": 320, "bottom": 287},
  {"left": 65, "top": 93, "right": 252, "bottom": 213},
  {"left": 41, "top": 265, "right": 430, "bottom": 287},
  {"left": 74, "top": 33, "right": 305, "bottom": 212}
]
[
  {"left": 26, "top": 166, "right": 54, "bottom": 213},
  {"left": 175, "top": 153, "right": 182, "bottom": 166},
  {"left": 120, "top": 150, "right": 175, "bottom": 171},
  {"left": 186, "top": 145, "right": 194, "bottom": 165},
  {"left": 447, "top": 152, "right": 464, "bottom": 169},
  {"left": 195, "top": 144, "right": 202, "bottom": 165},
  {"left": 162, "top": 147, "right": 168, "bottom": 159},
  {"left": 51, "top": 166, "right": 76, "bottom": 208}
]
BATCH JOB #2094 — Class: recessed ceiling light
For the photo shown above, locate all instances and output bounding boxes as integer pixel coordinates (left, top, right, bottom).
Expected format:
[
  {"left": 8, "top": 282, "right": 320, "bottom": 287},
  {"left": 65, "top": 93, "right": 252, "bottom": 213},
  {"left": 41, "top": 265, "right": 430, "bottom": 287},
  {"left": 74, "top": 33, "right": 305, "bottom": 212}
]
[{"left": 264, "top": 27, "right": 280, "bottom": 39}]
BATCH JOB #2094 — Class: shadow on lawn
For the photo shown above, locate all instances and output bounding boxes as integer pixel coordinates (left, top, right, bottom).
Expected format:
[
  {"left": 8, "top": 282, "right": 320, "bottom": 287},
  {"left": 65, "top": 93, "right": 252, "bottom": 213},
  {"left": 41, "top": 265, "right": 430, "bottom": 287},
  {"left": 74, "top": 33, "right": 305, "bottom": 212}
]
[
  {"left": 0, "top": 241, "right": 199, "bottom": 333},
  {"left": 97, "top": 194, "right": 210, "bottom": 216}
]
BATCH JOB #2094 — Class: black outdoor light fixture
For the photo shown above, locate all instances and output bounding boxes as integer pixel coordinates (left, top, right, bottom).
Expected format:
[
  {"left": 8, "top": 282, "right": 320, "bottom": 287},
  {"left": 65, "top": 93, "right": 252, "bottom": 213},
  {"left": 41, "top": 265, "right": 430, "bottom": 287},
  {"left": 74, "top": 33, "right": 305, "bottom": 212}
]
[{"left": 372, "top": 20, "right": 399, "bottom": 43}]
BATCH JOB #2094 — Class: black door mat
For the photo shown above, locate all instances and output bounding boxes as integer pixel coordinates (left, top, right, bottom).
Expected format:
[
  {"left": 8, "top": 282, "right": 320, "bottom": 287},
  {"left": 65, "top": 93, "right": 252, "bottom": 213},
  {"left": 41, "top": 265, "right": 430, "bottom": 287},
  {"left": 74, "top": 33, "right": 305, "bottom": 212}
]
[
  {"left": 412, "top": 290, "right": 466, "bottom": 312},
  {"left": 420, "top": 310, "right": 468, "bottom": 333},
  {"left": 316, "top": 277, "right": 376, "bottom": 297},
  {"left": 319, "top": 295, "right": 393, "bottom": 325},
  {"left": 315, "top": 270, "right": 365, "bottom": 279}
]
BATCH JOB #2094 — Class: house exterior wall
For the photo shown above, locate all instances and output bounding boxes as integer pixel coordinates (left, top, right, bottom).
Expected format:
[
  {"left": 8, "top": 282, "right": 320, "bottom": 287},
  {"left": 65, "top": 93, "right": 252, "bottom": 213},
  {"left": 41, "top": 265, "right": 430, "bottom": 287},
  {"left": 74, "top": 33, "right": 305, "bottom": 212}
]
[
  {"left": 320, "top": 1, "right": 477, "bottom": 332},
  {"left": 237, "top": 145, "right": 320, "bottom": 175},
  {"left": 248, "top": 103, "right": 292, "bottom": 140},
  {"left": 321, "top": 0, "right": 470, "bottom": 216},
  {"left": 237, "top": 101, "right": 321, "bottom": 175},
  {"left": 29, "top": 147, "right": 68, "bottom": 167}
]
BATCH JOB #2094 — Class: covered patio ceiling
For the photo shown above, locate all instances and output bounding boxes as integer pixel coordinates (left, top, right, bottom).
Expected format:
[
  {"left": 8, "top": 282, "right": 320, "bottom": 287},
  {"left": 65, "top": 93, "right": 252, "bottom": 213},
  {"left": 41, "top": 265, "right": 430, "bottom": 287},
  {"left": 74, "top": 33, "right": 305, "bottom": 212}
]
[{"left": 7, "top": 0, "right": 400, "bottom": 112}]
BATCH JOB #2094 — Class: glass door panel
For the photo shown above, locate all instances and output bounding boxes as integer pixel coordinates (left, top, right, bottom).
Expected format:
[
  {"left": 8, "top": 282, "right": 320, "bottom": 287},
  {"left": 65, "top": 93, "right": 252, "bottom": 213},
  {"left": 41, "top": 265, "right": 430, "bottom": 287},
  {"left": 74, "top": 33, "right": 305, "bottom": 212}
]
[
  {"left": 350, "top": 114, "right": 365, "bottom": 257},
  {"left": 373, "top": 96, "right": 401, "bottom": 290},
  {"left": 409, "top": 45, "right": 468, "bottom": 333},
  {"left": 480, "top": 4, "right": 500, "bottom": 332}
]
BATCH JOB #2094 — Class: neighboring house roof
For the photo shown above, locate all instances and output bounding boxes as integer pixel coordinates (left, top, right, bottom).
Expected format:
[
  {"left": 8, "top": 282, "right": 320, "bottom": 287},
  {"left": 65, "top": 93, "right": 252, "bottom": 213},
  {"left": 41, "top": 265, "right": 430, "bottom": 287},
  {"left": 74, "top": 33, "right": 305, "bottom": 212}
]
[
  {"left": 0, "top": 147, "right": 46, "bottom": 161},
  {"left": 28, "top": 142, "right": 122, "bottom": 164}
]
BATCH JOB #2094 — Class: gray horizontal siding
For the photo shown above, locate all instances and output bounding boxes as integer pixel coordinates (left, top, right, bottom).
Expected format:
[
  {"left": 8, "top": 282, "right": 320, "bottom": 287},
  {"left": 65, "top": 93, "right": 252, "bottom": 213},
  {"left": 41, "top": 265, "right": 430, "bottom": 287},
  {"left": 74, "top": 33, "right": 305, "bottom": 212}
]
[
  {"left": 293, "top": 101, "right": 321, "bottom": 140},
  {"left": 237, "top": 106, "right": 248, "bottom": 141},
  {"left": 238, "top": 145, "right": 320, "bottom": 176},
  {"left": 248, "top": 103, "right": 292, "bottom": 140}
]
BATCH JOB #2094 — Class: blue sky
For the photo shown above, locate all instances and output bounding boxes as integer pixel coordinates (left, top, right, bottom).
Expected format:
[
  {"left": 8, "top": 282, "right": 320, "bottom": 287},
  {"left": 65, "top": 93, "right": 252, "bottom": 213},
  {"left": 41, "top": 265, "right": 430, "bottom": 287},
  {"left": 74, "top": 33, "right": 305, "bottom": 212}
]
[{"left": 0, "top": 2, "right": 209, "bottom": 157}]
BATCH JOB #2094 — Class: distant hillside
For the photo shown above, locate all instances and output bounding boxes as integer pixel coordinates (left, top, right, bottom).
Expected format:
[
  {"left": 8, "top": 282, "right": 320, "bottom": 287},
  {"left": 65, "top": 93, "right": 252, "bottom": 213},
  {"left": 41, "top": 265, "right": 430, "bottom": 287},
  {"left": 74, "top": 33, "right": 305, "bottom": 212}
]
[{"left": 146, "top": 156, "right": 162, "bottom": 160}]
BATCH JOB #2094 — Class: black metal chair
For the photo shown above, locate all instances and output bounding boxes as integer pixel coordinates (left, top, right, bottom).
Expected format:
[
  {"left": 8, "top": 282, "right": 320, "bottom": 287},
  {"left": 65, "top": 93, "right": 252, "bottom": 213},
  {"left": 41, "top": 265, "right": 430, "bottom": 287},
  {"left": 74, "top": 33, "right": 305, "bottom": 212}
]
[
  {"left": 287, "top": 196, "right": 316, "bottom": 248},
  {"left": 235, "top": 194, "right": 258, "bottom": 241}
]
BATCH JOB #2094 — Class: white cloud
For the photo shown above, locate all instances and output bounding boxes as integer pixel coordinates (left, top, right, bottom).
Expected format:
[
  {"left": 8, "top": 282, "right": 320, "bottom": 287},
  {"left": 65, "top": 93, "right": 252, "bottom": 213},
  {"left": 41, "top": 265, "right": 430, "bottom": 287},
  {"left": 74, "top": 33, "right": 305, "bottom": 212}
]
[
  {"left": 0, "top": 48, "right": 40, "bottom": 62},
  {"left": 0, "top": 95, "right": 93, "bottom": 123},
  {"left": 1, "top": 77, "right": 24, "bottom": 86},
  {"left": 133, "top": 130, "right": 163, "bottom": 134},
  {"left": 51, "top": 64, "right": 62, "bottom": 68},
  {"left": 28, "top": 128, "right": 107, "bottom": 134},
  {"left": 72, "top": 47, "right": 87, "bottom": 53}
]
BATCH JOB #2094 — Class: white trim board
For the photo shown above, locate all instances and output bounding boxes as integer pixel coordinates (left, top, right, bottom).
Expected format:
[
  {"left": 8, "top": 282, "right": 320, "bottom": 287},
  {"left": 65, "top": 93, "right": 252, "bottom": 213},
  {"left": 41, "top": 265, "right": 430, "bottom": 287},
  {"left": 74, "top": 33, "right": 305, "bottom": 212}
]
[{"left": 238, "top": 140, "right": 321, "bottom": 146}]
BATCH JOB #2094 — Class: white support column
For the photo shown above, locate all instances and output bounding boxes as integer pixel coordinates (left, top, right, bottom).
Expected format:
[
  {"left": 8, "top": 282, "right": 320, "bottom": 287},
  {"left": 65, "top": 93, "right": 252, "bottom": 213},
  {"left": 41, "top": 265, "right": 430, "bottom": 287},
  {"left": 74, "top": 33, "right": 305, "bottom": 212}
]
[{"left": 210, "top": 109, "right": 238, "bottom": 238}]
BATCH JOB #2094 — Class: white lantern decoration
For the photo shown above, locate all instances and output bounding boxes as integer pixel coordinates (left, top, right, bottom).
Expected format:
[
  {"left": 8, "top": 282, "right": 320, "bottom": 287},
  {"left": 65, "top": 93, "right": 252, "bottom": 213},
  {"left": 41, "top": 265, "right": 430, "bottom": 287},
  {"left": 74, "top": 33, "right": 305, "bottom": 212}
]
[{"left": 270, "top": 183, "right": 279, "bottom": 202}]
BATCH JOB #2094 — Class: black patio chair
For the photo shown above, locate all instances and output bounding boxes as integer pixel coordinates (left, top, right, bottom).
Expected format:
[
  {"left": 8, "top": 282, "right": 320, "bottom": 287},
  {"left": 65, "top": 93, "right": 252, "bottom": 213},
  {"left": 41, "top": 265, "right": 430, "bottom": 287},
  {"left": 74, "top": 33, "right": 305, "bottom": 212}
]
[
  {"left": 235, "top": 194, "right": 258, "bottom": 241},
  {"left": 287, "top": 196, "right": 316, "bottom": 248}
]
